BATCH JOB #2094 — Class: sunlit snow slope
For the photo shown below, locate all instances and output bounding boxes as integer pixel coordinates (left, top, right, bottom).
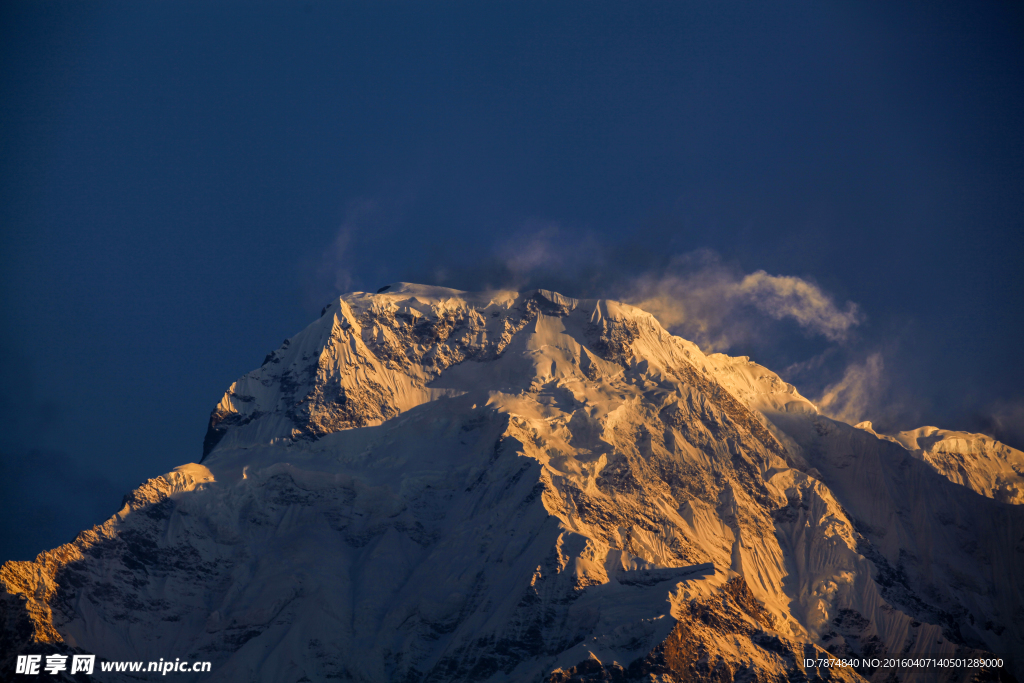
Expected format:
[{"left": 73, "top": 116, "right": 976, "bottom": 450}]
[{"left": 2, "top": 284, "right": 1021, "bottom": 683}]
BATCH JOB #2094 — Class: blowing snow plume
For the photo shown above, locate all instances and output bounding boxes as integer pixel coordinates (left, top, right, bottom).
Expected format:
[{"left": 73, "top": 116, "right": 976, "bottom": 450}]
[
  {"left": 624, "top": 251, "right": 862, "bottom": 352},
  {"left": 815, "top": 353, "right": 887, "bottom": 425}
]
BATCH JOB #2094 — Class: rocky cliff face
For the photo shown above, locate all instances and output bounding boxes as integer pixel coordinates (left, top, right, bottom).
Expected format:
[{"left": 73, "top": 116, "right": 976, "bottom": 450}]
[{"left": 2, "top": 284, "right": 1021, "bottom": 682}]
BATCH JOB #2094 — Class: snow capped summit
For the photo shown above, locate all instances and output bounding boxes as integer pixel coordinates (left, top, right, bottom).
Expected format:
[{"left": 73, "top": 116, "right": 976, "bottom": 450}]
[
  {"left": 889, "top": 426, "right": 1024, "bottom": 505},
  {"left": 203, "top": 284, "right": 685, "bottom": 457},
  {"left": 3, "top": 284, "right": 1021, "bottom": 682}
]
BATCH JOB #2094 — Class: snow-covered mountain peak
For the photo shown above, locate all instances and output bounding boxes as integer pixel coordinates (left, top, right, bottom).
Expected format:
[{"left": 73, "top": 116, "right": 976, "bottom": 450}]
[
  {"left": 891, "top": 426, "right": 1024, "bottom": 504},
  {"left": 4, "top": 283, "right": 1021, "bottom": 683},
  {"left": 202, "top": 285, "right": 694, "bottom": 460}
]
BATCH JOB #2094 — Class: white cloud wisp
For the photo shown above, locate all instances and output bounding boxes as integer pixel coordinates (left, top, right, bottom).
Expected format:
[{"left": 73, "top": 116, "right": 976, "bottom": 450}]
[{"left": 626, "top": 252, "right": 863, "bottom": 351}]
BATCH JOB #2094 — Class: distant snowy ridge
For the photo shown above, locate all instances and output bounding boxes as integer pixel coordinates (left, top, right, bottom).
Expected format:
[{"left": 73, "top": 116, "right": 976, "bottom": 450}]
[
  {"left": 863, "top": 424, "right": 1024, "bottom": 505},
  {"left": 2, "top": 283, "right": 1021, "bottom": 683}
]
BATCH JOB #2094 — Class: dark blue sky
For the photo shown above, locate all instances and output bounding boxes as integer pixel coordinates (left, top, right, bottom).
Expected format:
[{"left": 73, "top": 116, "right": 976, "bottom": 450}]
[{"left": 2, "top": 1, "right": 1022, "bottom": 561}]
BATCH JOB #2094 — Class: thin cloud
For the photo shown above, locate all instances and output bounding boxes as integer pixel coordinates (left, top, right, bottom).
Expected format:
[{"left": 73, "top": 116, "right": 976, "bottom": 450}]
[
  {"left": 974, "top": 399, "right": 1024, "bottom": 451},
  {"left": 814, "top": 353, "right": 886, "bottom": 426},
  {"left": 303, "top": 198, "right": 408, "bottom": 311},
  {"left": 491, "top": 221, "right": 606, "bottom": 291},
  {"left": 318, "top": 199, "right": 379, "bottom": 294},
  {"left": 625, "top": 251, "right": 863, "bottom": 351},
  {"left": 737, "top": 271, "right": 861, "bottom": 342},
  {"left": 500, "top": 221, "right": 564, "bottom": 276}
]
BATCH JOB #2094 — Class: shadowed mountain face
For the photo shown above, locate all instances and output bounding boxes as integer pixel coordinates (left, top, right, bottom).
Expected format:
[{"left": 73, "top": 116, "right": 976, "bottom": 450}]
[{"left": 2, "top": 284, "right": 1021, "bottom": 682}]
